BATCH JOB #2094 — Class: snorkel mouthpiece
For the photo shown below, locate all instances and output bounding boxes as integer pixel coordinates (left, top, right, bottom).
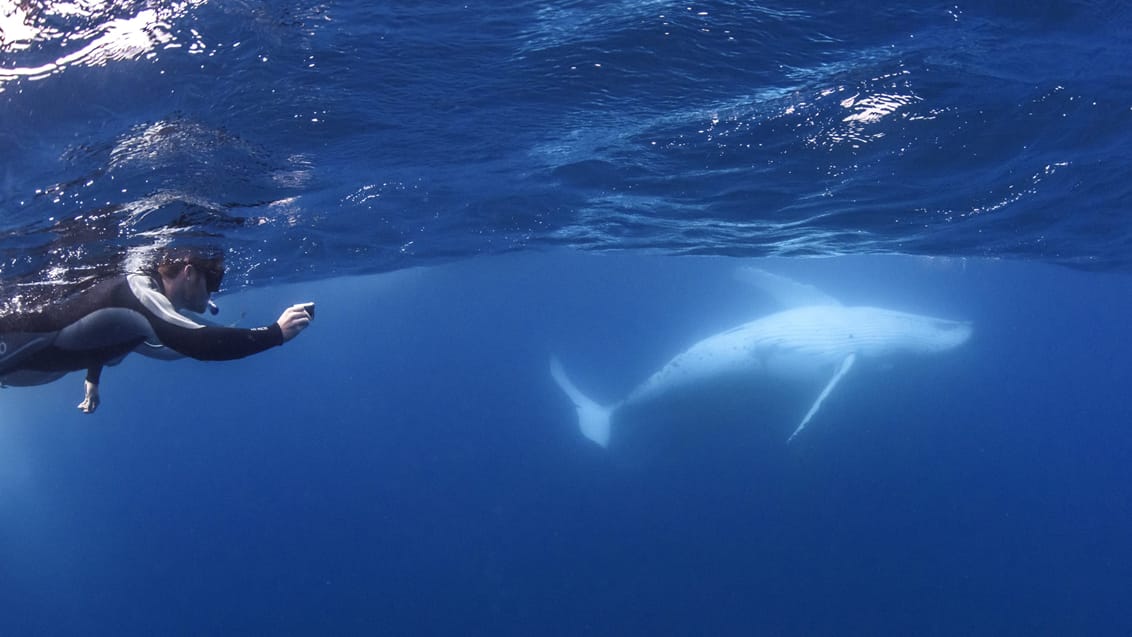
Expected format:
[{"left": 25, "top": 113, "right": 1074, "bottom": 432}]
[{"left": 207, "top": 300, "right": 219, "bottom": 315}]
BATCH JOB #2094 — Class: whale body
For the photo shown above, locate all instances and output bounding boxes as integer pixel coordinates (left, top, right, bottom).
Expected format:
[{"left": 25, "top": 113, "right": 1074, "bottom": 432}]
[{"left": 551, "top": 272, "right": 972, "bottom": 447}]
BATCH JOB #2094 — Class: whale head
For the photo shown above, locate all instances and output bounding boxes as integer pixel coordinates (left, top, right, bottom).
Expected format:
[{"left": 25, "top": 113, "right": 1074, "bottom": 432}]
[
  {"left": 923, "top": 317, "right": 973, "bottom": 352},
  {"left": 843, "top": 307, "right": 972, "bottom": 358},
  {"left": 891, "top": 313, "right": 973, "bottom": 354}
]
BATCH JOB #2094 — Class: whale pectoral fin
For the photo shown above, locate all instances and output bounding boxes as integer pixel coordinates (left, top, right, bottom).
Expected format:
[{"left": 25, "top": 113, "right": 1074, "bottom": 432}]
[{"left": 787, "top": 353, "right": 856, "bottom": 443}]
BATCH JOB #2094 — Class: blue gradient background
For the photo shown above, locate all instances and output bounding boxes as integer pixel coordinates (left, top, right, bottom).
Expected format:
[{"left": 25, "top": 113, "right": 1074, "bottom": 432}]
[{"left": 3, "top": 1, "right": 1132, "bottom": 634}]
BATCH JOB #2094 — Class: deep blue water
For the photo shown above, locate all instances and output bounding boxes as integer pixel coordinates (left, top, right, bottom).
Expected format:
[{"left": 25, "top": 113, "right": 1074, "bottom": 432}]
[{"left": 3, "top": 1, "right": 1132, "bottom": 635}]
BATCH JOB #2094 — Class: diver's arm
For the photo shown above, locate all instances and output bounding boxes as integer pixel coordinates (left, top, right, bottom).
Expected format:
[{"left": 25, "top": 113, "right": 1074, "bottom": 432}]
[
  {"left": 125, "top": 279, "right": 285, "bottom": 360},
  {"left": 149, "top": 303, "right": 312, "bottom": 359},
  {"left": 149, "top": 320, "right": 285, "bottom": 361},
  {"left": 77, "top": 365, "right": 102, "bottom": 414}
]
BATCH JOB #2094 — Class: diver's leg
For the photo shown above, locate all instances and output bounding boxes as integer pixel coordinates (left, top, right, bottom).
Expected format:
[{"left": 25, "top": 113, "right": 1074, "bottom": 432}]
[
  {"left": 0, "top": 332, "right": 56, "bottom": 379},
  {"left": 53, "top": 308, "right": 152, "bottom": 350}
]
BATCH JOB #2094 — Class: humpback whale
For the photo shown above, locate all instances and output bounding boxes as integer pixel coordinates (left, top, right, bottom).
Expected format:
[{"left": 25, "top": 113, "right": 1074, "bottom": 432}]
[{"left": 550, "top": 268, "right": 972, "bottom": 447}]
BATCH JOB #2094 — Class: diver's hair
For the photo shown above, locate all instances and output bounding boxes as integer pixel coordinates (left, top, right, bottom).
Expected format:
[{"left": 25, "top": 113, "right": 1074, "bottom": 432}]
[{"left": 151, "top": 247, "right": 224, "bottom": 279}]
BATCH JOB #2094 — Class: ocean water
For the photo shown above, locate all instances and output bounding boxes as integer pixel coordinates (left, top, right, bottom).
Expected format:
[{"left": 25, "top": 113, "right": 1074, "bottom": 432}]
[{"left": 2, "top": 1, "right": 1131, "bottom": 635}]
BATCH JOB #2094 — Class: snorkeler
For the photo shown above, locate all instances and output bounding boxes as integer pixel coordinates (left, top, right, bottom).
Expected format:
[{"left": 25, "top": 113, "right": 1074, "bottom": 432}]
[{"left": 0, "top": 249, "right": 314, "bottom": 413}]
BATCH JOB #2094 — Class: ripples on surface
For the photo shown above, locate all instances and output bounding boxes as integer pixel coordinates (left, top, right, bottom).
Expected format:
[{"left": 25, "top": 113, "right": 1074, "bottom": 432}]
[
  {"left": 1, "top": 0, "right": 1130, "bottom": 294},
  {"left": 0, "top": 1, "right": 206, "bottom": 84}
]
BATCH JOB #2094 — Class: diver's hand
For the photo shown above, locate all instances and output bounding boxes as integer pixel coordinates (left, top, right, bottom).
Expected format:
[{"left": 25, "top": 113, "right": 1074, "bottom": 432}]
[
  {"left": 277, "top": 302, "right": 315, "bottom": 342},
  {"left": 78, "top": 380, "right": 100, "bottom": 414}
]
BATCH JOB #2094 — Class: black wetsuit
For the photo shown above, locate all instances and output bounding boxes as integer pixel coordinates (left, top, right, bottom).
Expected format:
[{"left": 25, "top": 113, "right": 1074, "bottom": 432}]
[{"left": 0, "top": 273, "right": 283, "bottom": 387}]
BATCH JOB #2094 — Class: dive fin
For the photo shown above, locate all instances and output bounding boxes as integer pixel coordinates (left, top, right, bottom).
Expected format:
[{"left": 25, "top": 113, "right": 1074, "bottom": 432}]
[
  {"left": 788, "top": 353, "right": 856, "bottom": 443},
  {"left": 549, "top": 356, "right": 614, "bottom": 448}
]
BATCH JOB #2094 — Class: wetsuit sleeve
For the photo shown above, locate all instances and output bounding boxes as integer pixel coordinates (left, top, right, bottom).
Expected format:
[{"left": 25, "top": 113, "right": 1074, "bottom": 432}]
[
  {"left": 148, "top": 321, "right": 284, "bottom": 361},
  {"left": 122, "top": 274, "right": 285, "bottom": 361}
]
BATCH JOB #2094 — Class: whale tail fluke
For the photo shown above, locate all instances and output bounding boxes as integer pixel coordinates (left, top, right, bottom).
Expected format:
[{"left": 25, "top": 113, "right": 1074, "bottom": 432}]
[{"left": 549, "top": 356, "right": 613, "bottom": 448}]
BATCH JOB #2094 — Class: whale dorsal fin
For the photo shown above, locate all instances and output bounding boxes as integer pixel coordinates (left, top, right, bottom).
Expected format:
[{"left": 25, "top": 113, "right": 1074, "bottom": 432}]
[
  {"left": 787, "top": 353, "right": 856, "bottom": 443},
  {"left": 734, "top": 267, "right": 841, "bottom": 308}
]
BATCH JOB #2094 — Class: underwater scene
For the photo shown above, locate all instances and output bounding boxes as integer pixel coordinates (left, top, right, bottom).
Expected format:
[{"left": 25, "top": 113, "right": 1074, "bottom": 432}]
[{"left": 2, "top": 1, "right": 1131, "bottom": 635}]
